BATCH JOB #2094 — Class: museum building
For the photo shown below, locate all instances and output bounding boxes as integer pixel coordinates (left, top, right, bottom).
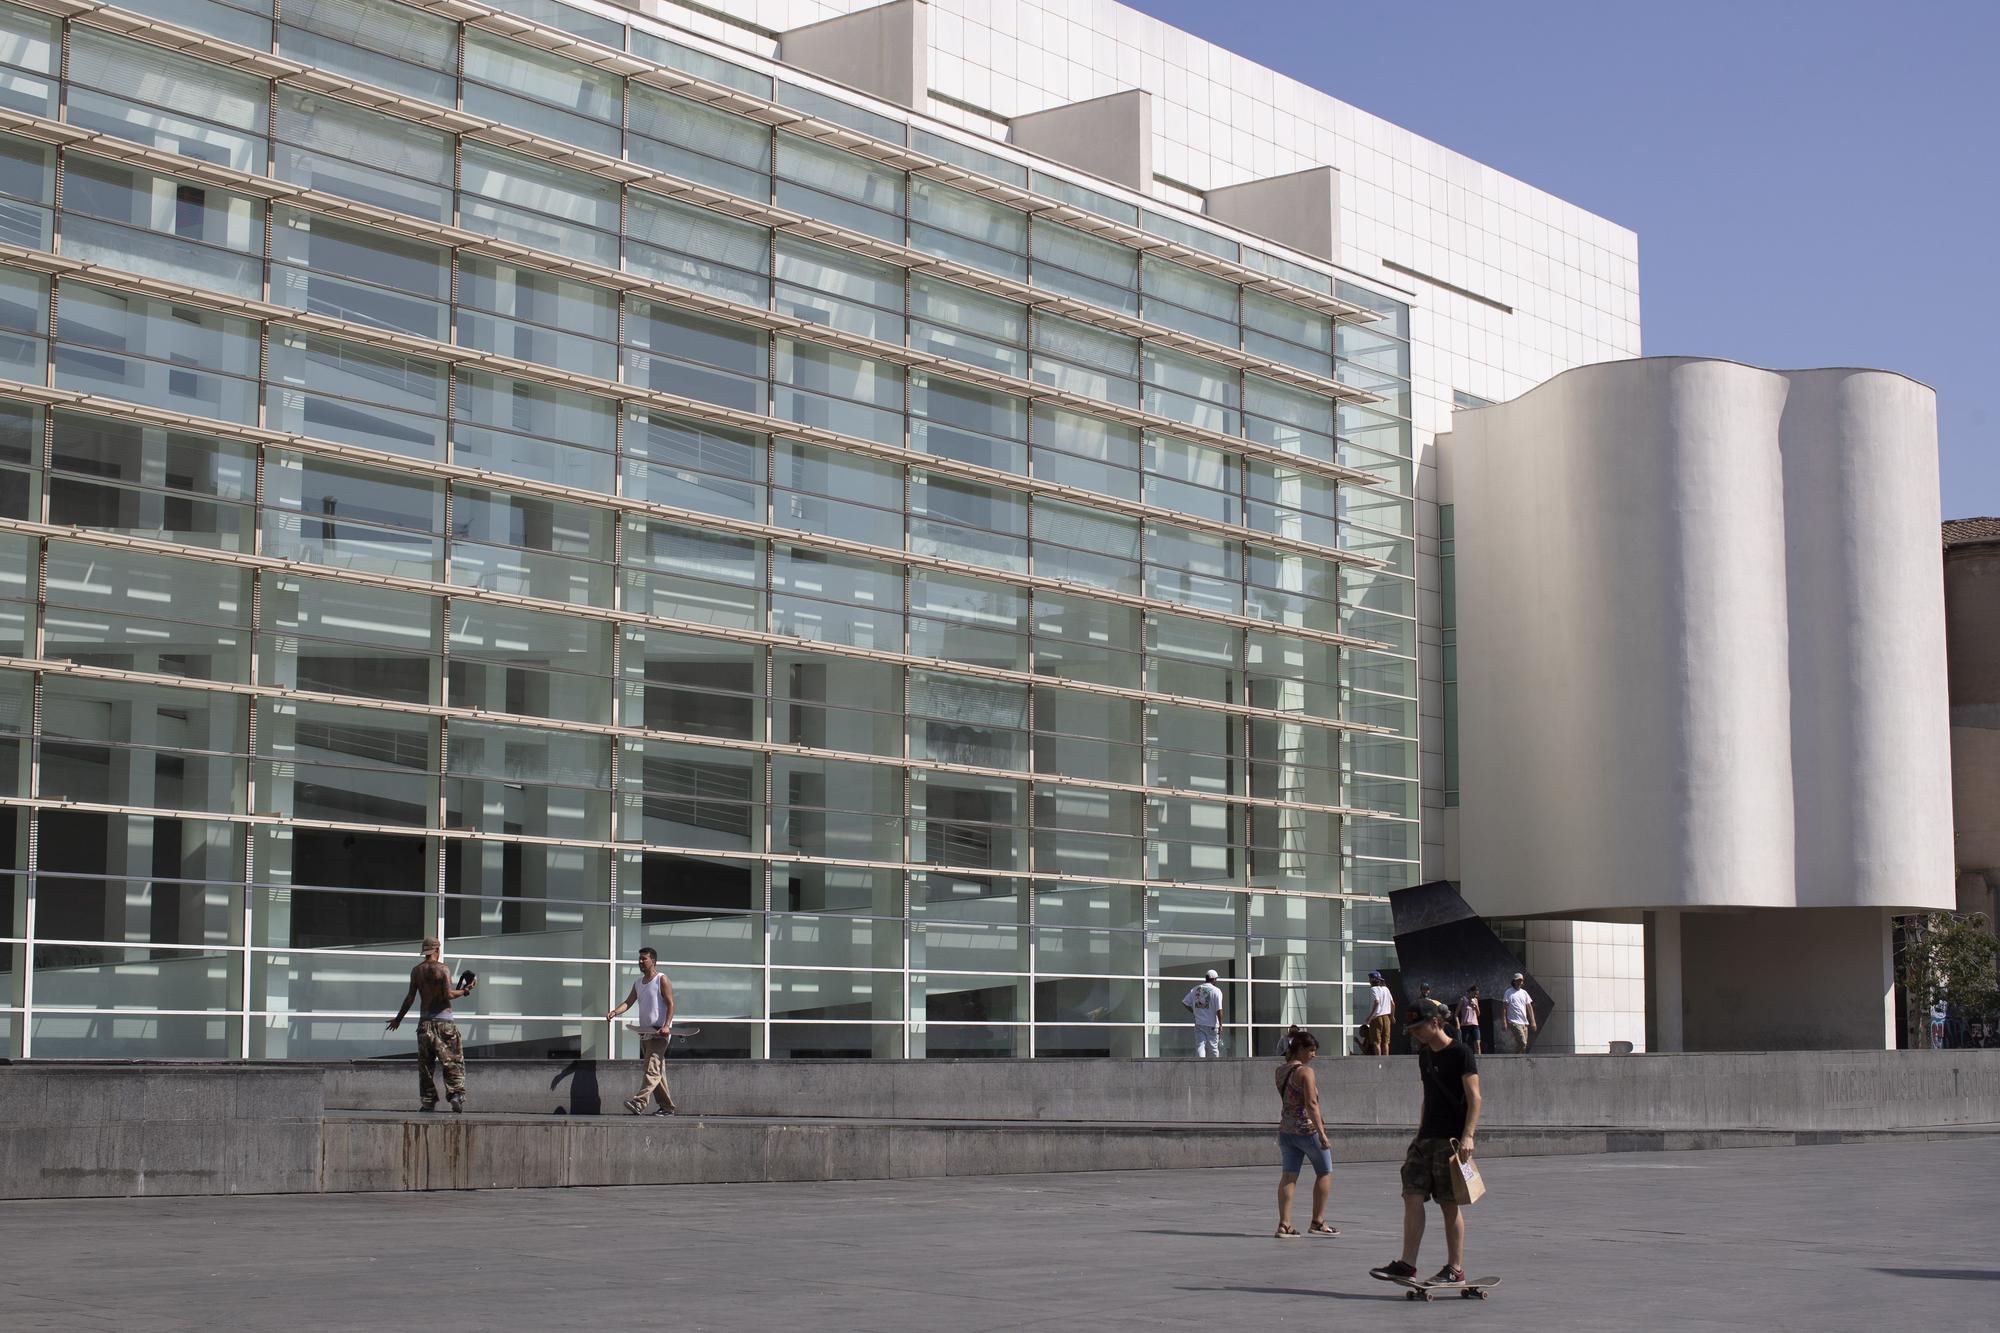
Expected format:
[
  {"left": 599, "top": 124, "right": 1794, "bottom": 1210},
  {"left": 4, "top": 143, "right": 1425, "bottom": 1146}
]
[{"left": 0, "top": 0, "right": 1946, "bottom": 1060}]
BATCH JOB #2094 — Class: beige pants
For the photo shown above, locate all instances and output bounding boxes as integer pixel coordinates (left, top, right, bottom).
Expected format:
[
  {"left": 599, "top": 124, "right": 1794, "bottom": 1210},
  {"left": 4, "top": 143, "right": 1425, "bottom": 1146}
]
[
  {"left": 1367, "top": 1014, "right": 1394, "bottom": 1055},
  {"left": 1508, "top": 1022, "right": 1532, "bottom": 1053},
  {"left": 631, "top": 1035, "right": 676, "bottom": 1111}
]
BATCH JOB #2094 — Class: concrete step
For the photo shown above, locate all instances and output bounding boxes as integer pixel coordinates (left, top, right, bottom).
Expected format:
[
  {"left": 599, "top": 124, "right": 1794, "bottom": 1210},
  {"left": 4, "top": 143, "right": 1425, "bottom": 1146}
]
[{"left": 315, "top": 1110, "right": 2000, "bottom": 1194}]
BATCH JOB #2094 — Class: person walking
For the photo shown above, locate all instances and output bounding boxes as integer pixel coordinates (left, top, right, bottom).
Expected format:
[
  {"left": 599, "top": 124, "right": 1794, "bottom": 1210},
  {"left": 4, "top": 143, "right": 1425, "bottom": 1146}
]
[
  {"left": 1502, "top": 973, "right": 1538, "bottom": 1053},
  {"left": 1369, "top": 997, "right": 1483, "bottom": 1288},
  {"left": 1182, "top": 968, "right": 1226, "bottom": 1057},
  {"left": 386, "top": 937, "right": 475, "bottom": 1113},
  {"left": 606, "top": 946, "right": 679, "bottom": 1115},
  {"left": 1273, "top": 1027, "right": 1338, "bottom": 1239},
  {"left": 1457, "top": 986, "right": 1484, "bottom": 1055},
  {"left": 1365, "top": 970, "right": 1395, "bottom": 1055}
]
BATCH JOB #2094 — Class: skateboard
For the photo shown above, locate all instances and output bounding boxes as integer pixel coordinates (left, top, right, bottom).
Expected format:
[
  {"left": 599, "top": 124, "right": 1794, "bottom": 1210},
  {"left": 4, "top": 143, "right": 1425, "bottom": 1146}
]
[
  {"left": 1384, "top": 1274, "right": 1500, "bottom": 1302},
  {"left": 629, "top": 1023, "right": 702, "bottom": 1045}
]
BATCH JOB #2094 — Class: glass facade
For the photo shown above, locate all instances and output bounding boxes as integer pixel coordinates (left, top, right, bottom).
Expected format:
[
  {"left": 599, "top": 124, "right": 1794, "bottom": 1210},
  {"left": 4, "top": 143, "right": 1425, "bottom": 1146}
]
[{"left": 0, "top": 0, "right": 1417, "bottom": 1060}]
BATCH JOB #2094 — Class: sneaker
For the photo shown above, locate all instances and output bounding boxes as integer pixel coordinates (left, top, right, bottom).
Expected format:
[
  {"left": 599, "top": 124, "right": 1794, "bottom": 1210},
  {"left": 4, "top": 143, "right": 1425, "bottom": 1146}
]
[
  {"left": 448, "top": 1094, "right": 465, "bottom": 1114},
  {"left": 1369, "top": 1260, "right": 1418, "bottom": 1282},
  {"left": 1429, "top": 1265, "right": 1466, "bottom": 1286},
  {"left": 650, "top": 1106, "right": 677, "bottom": 1116},
  {"left": 418, "top": 1104, "right": 437, "bottom": 1114},
  {"left": 625, "top": 1098, "right": 648, "bottom": 1115}
]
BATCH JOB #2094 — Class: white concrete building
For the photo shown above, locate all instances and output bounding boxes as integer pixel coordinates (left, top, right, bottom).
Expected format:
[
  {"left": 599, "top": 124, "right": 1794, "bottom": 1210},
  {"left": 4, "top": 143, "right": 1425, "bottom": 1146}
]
[{"left": 1450, "top": 360, "right": 1954, "bottom": 1050}]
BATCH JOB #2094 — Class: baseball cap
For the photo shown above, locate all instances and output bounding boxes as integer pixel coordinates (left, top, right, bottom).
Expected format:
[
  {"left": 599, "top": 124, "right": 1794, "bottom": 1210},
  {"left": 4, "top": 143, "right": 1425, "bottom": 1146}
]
[
  {"left": 1511, "top": 972, "right": 1526, "bottom": 982},
  {"left": 1402, "top": 997, "right": 1451, "bottom": 1028},
  {"left": 1204, "top": 969, "right": 1219, "bottom": 980},
  {"left": 1367, "top": 970, "right": 1385, "bottom": 982}
]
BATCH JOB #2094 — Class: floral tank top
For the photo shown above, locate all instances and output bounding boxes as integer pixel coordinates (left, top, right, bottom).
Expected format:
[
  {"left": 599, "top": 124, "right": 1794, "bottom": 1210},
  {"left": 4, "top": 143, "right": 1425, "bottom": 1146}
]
[{"left": 1276, "top": 1060, "right": 1319, "bottom": 1135}]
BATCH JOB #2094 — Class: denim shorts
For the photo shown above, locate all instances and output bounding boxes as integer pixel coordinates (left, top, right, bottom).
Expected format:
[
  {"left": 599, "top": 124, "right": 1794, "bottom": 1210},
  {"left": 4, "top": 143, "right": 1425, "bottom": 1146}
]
[{"left": 1277, "top": 1131, "right": 1333, "bottom": 1177}]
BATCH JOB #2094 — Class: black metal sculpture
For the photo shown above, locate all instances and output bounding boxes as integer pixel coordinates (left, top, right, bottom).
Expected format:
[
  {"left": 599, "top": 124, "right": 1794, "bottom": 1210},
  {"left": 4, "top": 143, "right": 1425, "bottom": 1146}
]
[{"left": 1389, "top": 880, "right": 1555, "bottom": 1054}]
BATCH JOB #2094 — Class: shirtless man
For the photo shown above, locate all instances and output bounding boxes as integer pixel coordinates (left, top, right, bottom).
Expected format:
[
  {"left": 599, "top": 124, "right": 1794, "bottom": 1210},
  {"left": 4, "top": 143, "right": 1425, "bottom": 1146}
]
[{"left": 387, "top": 937, "right": 476, "bottom": 1113}]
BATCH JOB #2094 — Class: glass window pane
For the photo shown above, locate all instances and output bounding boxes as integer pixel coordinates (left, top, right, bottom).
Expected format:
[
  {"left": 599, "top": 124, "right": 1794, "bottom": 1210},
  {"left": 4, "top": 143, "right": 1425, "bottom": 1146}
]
[
  {"left": 464, "top": 31, "right": 621, "bottom": 157},
  {"left": 453, "top": 368, "right": 616, "bottom": 492},
  {"left": 775, "top": 237, "right": 905, "bottom": 343},
  {"left": 460, "top": 144, "right": 618, "bottom": 268},
  {"left": 272, "top": 208, "right": 448, "bottom": 340},
  {"left": 280, "top": 0, "right": 458, "bottom": 105},
  {"left": 261, "top": 572, "right": 436, "bottom": 702},
  {"left": 0, "top": 4, "right": 55, "bottom": 116},
  {"left": 629, "top": 86, "right": 769, "bottom": 201},
  {"left": 53, "top": 282, "right": 259, "bottom": 423},
  {"left": 457, "top": 256, "right": 617, "bottom": 379},
  {"left": 621, "top": 407, "right": 766, "bottom": 521},
  {"left": 269, "top": 328, "right": 447, "bottom": 461},
  {"left": 275, "top": 87, "right": 452, "bottom": 222},
  {"left": 60, "top": 156, "right": 261, "bottom": 298},
  {"left": 627, "top": 190, "right": 769, "bottom": 306},
  {"left": 67, "top": 30, "right": 266, "bottom": 173}
]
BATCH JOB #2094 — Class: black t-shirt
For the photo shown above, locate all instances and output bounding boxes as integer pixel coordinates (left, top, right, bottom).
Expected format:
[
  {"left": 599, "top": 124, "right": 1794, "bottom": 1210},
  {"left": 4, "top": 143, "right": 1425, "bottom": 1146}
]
[{"left": 1417, "top": 1039, "right": 1478, "bottom": 1140}]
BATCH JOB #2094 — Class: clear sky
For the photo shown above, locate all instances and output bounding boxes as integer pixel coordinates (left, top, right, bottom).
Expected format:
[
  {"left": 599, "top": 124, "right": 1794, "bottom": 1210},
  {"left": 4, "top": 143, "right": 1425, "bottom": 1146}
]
[{"left": 1129, "top": 0, "right": 1999, "bottom": 518}]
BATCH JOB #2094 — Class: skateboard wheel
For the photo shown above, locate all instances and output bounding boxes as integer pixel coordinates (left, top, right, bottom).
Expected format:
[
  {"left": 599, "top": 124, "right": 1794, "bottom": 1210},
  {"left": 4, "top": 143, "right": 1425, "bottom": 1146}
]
[{"left": 1405, "top": 1290, "right": 1420, "bottom": 1301}]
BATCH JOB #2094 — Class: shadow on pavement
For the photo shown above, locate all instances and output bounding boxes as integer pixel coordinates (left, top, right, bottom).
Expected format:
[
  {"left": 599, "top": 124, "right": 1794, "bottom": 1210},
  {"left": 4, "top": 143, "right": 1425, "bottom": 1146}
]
[
  {"left": 1134, "top": 1229, "right": 1313, "bottom": 1238},
  {"left": 1872, "top": 1268, "right": 2000, "bottom": 1281},
  {"left": 1178, "top": 1285, "right": 1392, "bottom": 1303}
]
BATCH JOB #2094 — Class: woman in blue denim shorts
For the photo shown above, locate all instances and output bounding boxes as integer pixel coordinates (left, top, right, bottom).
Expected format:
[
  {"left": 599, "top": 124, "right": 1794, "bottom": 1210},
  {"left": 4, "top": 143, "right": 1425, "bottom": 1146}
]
[{"left": 1274, "top": 1027, "right": 1338, "bottom": 1238}]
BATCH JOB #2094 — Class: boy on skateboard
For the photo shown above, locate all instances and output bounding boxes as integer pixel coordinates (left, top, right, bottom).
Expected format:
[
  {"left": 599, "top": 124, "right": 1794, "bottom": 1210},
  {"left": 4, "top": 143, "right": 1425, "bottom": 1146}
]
[{"left": 1369, "top": 996, "right": 1483, "bottom": 1288}]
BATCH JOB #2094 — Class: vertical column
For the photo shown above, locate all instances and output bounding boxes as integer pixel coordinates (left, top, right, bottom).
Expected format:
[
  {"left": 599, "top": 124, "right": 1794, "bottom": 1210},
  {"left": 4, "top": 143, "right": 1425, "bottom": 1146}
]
[{"left": 1649, "top": 908, "right": 1684, "bottom": 1053}]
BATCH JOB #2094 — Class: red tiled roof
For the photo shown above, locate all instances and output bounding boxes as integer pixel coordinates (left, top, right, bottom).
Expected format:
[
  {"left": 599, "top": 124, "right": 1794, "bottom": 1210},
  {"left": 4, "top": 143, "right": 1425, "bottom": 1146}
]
[{"left": 1943, "top": 518, "right": 2000, "bottom": 547}]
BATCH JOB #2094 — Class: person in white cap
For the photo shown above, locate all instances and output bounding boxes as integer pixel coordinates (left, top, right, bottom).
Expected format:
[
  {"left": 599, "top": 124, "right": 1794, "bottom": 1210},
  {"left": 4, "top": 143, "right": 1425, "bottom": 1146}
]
[
  {"left": 1502, "top": 973, "right": 1537, "bottom": 1053},
  {"left": 1182, "top": 968, "right": 1226, "bottom": 1057}
]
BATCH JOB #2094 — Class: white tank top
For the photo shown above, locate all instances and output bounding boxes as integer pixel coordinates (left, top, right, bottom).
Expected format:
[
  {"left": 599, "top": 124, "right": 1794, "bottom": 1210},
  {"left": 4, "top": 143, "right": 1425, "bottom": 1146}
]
[{"left": 634, "top": 973, "right": 667, "bottom": 1030}]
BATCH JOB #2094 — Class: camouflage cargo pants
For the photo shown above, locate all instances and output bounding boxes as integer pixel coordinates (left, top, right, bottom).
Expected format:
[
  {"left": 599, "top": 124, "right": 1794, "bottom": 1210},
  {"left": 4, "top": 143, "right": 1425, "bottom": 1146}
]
[{"left": 417, "top": 1018, "right": 466, "bottom": 1108}]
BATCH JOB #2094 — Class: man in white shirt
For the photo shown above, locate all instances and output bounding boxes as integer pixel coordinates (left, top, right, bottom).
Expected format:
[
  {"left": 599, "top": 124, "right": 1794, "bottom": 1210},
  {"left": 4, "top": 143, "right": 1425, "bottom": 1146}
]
[
  {"left": 1366, "top": 970, "right": 1395, "bottom": 1055},
  {"left": 1182, "top": 969, "right": 1225, "bottom": 1057},
  {"left": 1502, "top": 973, "right": 1538, "bottom": 1053},
  {"left": 606, "top": 947, "right": 678, "bottom": 1115}
]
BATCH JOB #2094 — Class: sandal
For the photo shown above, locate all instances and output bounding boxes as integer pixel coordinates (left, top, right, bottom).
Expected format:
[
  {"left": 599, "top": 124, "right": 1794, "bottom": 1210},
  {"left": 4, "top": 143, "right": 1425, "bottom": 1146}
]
[
  {"left": 1274, "top": 1224, "right": 1302, "bottom": 1239},
  {"left": 1308, "top": 1221, "right": 1339, "bottom": 1236}
]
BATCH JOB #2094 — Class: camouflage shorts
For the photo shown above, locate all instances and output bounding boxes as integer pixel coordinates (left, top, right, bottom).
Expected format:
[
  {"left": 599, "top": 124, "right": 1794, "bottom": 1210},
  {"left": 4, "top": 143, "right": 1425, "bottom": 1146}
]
[
  {"left": 417, "top": 1018, "right": 466, "bottom": 1104},
  {"left": 1399, "top": 1137, "right": 1461, "bottom": 1203}
]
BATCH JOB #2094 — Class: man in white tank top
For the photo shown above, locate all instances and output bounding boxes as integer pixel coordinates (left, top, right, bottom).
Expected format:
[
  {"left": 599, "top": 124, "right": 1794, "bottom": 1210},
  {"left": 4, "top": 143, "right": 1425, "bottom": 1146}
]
[{"left": 606, "top": 947, "right": 678, "bottom": 1115}]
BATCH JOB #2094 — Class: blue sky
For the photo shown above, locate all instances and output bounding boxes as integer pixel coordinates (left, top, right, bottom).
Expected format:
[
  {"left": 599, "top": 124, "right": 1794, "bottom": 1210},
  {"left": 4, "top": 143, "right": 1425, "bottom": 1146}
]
[{"left": 1129, "top": 0, "right": 1999, "bottom": 518}]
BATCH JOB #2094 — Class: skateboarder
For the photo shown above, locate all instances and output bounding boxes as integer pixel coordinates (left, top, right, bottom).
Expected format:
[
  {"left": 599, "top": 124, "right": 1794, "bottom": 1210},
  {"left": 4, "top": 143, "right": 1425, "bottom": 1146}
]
[
  {"left": 1365, "top": 970, "right": 1394, "bottom": 1055},
  {"left": 1369, "top": 996, "right": 1483, "bottom": 1288},
  {"left": 1182, "top": 969, "right": 1225, "bottom": 1057},
  {"left": 607, "top": 946, "right": 678, "bottom": 1115},
  {"left": 1273, "top": 1028, "right": 1337, "bottom": 1238},
  {"left": 386, "top": 937, "right": 476, "bottom": 1113}
]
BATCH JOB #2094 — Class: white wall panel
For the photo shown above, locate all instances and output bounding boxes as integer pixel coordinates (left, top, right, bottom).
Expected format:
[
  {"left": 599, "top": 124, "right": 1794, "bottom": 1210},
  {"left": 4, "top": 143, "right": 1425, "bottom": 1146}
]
[{"left": 1452, "top": 359, "right": 1953, "bottom": 918}]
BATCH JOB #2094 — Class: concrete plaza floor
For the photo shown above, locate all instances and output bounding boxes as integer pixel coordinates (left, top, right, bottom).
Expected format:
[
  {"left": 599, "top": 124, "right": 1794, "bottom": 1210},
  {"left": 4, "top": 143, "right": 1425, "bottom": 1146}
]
[{"left": 2, "top": 1137, "right": 1994, "bottom": 1331}]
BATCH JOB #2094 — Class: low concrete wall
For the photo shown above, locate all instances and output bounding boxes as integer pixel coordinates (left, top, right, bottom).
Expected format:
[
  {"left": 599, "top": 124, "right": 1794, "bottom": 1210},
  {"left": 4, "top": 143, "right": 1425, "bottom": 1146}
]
[
  {"left": 312, "top": 1117, "right": 1994, "bottom": 1193},
  {"left": 0, "top": 1065, "right": 323, "bottom": 1199},
  {"left": 323, "top": 1049, "right": 2000, "bottom": 1132},
  {"left": 5, "top": 1052, "right": 1998, "bottom": 1200}
]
